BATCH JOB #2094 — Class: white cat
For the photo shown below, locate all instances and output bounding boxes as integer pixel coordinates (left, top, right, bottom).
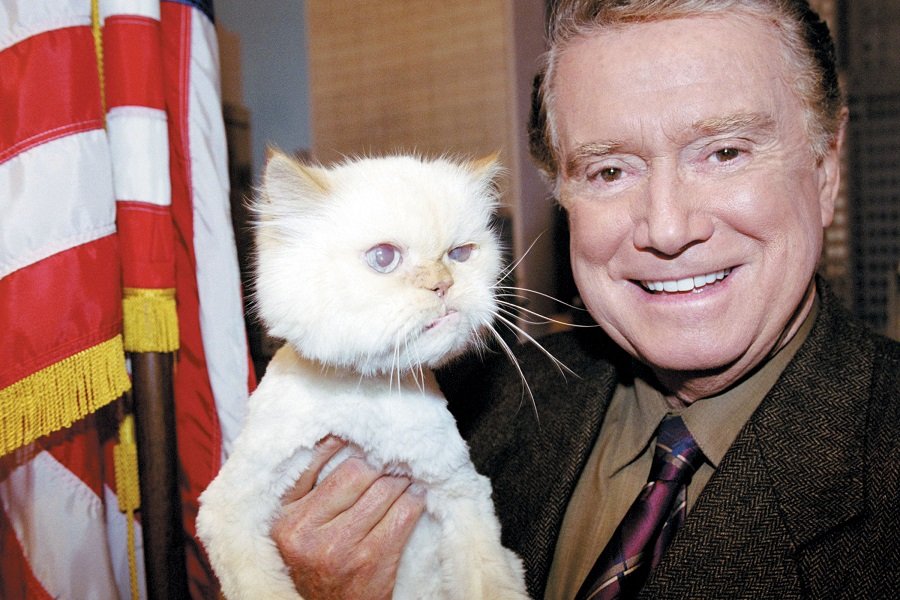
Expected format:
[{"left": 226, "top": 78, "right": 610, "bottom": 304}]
[{"left": 197, "top": 150, "right": 530, "bottom": 599}]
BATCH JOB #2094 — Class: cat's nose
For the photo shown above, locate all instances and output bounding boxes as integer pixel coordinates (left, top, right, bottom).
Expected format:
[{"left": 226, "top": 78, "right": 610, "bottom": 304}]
[
  {"left": 415, "top": 263, "right": 454, "bottom": 297},
  {"left": 432, "top": 278, "right": 452, "bottom": 297}
]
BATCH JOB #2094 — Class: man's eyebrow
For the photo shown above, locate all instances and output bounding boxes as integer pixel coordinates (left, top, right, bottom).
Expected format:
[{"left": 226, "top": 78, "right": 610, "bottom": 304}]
[
  {"left": 691, "top": 112, "right": 777, "bottom": 137},
  {"left": 564, "top": 140, "right": 624, "bottom": 177},
  {"left": 563, "top": 113, "right": 776, "bottom": 177}
]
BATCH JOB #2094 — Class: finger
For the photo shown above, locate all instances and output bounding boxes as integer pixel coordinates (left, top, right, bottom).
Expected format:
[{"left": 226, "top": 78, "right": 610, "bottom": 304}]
[
  {"left": 299, "top": 456, "right": 384, "bottom": 523},
  {"left": 337, "top": 475, "right": 416, "bottom": 535},
  {"left": 361, "top": 487, "right": 426, "bottom": 558},
  {"left": 281, "top": 436, "right": 348, "bottom": 505}
]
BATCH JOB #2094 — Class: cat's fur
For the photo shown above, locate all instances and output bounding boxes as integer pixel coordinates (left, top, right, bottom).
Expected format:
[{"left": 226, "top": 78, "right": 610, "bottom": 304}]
[{"left": 197, "top": 150, "right": 529, "bottom": 599}]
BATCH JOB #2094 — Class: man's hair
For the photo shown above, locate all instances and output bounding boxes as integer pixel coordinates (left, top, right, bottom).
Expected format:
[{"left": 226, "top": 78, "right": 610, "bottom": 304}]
[{"left": 528, "top": 0, "right": 845, "bottom": 185}]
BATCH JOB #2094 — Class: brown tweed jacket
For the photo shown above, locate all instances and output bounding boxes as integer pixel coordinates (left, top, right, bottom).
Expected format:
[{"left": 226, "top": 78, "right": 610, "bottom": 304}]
[{"left": 441, "top": 281, "right": 900, "bottom": 599}]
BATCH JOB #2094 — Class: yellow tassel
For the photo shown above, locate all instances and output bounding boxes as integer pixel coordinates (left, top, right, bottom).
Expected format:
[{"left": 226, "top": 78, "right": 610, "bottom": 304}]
[
  {"left": 91, "top": 0, "right": 105, "bottom": 120},
  {"left": 114, "top": 413, "right": 142, "bottom": 600},
  {"left": 122, "top": 288, "right": 180, "bottom": 353},
  {"left": 0, "top": 336, "right": 131, "bottom": 456}
]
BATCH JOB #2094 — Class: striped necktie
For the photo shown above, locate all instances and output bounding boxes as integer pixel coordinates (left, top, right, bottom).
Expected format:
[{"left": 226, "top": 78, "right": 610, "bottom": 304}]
[{"left": 575, "top": 415, "right": 705, "bottom": 600}]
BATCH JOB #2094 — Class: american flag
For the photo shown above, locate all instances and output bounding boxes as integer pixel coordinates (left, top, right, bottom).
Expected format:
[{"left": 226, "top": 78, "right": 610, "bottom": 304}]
[{"left": 0, "top": 0, "right": 253, "bottom": 597}]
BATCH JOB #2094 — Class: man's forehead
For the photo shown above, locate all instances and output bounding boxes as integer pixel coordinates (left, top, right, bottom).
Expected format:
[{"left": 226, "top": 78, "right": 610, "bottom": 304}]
[
  {"left": 554, "top": 12, "right": 790, "bottom": 93},
  {"left": 552, "top": 14, "right": 803, "bottom": 152}
]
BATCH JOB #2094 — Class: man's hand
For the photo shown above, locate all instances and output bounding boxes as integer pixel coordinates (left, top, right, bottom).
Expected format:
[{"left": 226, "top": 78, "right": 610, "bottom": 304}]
[{"left": 271, "top": 437, "right": 426, "bottom": 600}]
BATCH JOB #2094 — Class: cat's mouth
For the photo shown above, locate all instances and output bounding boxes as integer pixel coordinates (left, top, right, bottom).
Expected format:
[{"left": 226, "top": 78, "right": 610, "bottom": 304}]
[{"left": 425, "top": 309, "right": 459, "bottom": 331}]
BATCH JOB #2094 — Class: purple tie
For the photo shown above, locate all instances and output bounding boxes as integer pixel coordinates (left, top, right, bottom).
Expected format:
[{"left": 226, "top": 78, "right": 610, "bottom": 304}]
[{"left": 575, "top": 415, "right": 705, "bottom": 600}]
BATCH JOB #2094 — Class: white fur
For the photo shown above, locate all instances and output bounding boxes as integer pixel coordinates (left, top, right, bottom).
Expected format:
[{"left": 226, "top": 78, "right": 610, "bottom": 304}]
[{"left": 197, "top": 153, "right": 528, "bottom": 599}]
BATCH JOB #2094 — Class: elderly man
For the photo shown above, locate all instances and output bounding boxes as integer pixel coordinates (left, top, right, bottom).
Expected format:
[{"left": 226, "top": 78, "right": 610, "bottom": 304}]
[{"left": 272, "top": 1, "right": 900, "bottom": 598}]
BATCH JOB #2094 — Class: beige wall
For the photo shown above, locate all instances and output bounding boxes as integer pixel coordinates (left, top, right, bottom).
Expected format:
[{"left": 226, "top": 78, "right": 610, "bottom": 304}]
[{"left": 307, "top": 2, "right": 512, "bottom": 162}]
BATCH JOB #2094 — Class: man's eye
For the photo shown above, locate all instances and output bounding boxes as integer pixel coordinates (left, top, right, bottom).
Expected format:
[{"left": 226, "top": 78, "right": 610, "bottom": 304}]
[
  {"left": 712, "top": 148, "right": 742, "bottom": 162},
  {"left": 594, "top": 167, "right": 622, "bottom": 182}
]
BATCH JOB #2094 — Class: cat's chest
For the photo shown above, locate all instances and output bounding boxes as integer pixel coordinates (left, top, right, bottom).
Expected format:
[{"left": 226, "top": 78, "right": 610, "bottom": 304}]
[{"left": 253, "top": 347, "right": 471, "bottom": 481}]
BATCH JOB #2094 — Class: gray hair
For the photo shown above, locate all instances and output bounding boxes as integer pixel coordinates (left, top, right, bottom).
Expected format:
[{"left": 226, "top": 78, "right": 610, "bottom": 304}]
[{"left": 528, "top": 0, "right": 845, "bottom": 185}]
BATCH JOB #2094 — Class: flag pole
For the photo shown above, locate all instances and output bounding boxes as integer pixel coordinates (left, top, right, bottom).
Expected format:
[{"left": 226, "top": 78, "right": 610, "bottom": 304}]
[{"left": 132, "top": 352, "right": 189, "bottom": 599}]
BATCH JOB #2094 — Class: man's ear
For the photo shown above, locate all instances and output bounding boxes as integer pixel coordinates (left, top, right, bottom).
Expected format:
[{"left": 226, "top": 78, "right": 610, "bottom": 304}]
[{"left": 816, "top": 107, "right": 848, "bottom": 228}]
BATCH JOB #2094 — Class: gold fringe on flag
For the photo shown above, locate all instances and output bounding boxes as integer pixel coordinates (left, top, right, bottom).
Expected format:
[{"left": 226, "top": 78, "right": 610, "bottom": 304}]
[
  {"left": 91, "top": 0, "right": 105, "bottom": 119},
  {"left": 122, "top": 288, "right": 180, "bottom": 353},
  {"left": 0, "top": 335, "right": 132, "bottom": 456},
  {"left": 114, "top": 413, "right": 142, "bottom": 600}
]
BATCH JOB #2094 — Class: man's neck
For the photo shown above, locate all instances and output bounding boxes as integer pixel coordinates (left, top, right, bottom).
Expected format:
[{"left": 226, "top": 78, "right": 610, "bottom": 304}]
[{"left": 655, "top": 279, "right": 818, "bottom": 407}]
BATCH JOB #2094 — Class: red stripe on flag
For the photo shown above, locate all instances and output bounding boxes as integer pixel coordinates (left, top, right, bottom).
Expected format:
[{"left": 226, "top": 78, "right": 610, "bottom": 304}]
[
  {"left": 117, "top": 201, "right": 177, "bottom": 289},
  {"left": 0, "top": 26, "right": 103, "bottom": 163},
  {"left": 43, "top": 408, "right": 116, "bottom": 500},
  {"left": 103, "top": 15, "right": 166, "bottom": 111},
  {"left": 0, "top": 236, "right": 122, "bottom": 388},
  {"left": 161, "top": 3, "right": 222, "bottom": 596},
  {"left": 0, "top": 502, "right": 54, "bottom": 600}
]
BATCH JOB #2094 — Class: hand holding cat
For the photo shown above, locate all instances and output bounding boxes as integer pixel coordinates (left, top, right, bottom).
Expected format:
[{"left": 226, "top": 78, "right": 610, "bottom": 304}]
[{"left": 271, "top": 436, "right": 427, "bottom": 599}]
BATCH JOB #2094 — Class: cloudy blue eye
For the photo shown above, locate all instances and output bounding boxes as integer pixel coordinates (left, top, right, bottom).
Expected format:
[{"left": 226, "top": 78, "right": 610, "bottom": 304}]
[
  {"left": 448, "top": 243, "right": 476, "bottom": 262},
  {"left": 365, "top": 243, "right": 402, "bottom": 273}
]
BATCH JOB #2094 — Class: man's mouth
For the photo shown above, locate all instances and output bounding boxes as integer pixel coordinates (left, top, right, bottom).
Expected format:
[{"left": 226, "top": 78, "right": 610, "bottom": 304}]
[{"left": 639, "top": 267, "right": 732, "bottom": 294}]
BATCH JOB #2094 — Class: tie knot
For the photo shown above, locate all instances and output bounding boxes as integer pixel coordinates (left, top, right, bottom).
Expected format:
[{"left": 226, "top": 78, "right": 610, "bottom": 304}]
[{"left": 650, "top": 415, "right": 704, "bottom": 482}]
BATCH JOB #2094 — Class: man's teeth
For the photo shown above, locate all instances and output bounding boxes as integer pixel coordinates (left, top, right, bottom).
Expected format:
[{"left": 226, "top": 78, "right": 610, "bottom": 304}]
[{"left": 642, "top": 268, "right": 732, "bottom": 293}]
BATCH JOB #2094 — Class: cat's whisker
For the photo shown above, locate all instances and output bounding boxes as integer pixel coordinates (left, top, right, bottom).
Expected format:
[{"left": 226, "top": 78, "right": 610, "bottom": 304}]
[
  {"left": 406, "top": 335, "right": 426, "bottom": 394},
  {"left": 495, "top": 300, "right": 597, "bottom": 330},
  {"left": 391, "top": 334, "right": 402, "bottom": 394},
  {"left": 492, "top": 312, "right": 578, "bottom": 380},
  {"left": 495, "top": 230, "right": 546, "bottom": 283},
  {"left": 496, "top": 285, "right": 591, "bottom": 315},
  {"left": 417, "top": 345, "right": 427, "bottom": 394},
  {"left": 398, "top": 336, "right": 407, "bottom": 397},
  {"left": 496, "top": 306, "right": 559, "bottom": 328},
  {"left": 483, "top": 320, "right": 540, "bottom": 425}
]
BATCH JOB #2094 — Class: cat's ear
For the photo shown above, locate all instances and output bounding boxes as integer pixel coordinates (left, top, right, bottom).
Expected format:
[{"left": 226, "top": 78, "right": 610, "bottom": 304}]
[
  {"left": 470, "top": 151, "right": 502, "bottom": 180},
  {"left": 469, "top": 151, "right": 504, "bottom": 203},
  {"left": 260, "top": 147, "right": 331, "bottom": 212}
]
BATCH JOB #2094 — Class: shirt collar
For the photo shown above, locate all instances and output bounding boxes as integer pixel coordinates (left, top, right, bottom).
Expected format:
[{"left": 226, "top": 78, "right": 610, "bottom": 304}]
[{"left": 610, "top": 294, "right": 819, "bottom": 471}]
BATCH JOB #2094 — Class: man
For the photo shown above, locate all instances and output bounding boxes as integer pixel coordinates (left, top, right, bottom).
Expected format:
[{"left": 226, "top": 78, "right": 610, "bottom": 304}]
[{"left": 272, "top": 1, "right": 900, "bottom": 598}]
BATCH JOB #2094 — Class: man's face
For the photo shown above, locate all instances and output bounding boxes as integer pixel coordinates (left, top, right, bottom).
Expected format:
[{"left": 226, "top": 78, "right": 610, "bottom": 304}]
[{"left": 552, "top": 14, "right": 841, "bottom": 398}]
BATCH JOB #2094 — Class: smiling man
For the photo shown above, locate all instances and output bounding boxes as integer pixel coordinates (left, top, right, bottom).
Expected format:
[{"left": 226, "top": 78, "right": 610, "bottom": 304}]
[
  {"left": 269, "top": 1, "right": 899, "bottom": 599},
  {"left": 458, "top": 1, "right": 900, "bottom": 598}
]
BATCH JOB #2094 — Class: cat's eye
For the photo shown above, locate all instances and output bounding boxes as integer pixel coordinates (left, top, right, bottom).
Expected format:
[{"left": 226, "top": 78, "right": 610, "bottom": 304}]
[
  {"left": 448, "top": 243, "right": 476, "bottom": 263},
  {"left": 365, "top": 243, "right": 402, "bottom": 273}
]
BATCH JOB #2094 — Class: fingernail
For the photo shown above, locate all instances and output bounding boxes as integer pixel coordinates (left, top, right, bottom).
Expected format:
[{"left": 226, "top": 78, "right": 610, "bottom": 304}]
[{"left": 315, "top": 435, "right": 347, "bottom": 450}]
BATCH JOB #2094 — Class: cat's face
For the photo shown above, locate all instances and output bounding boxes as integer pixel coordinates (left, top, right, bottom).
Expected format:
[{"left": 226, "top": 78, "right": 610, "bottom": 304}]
[{"left": 254, "top": 151, "right": 503, "bottom": 375}]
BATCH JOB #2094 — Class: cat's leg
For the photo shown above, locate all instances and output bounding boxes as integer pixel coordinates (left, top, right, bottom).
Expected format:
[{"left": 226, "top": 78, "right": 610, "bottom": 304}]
[
  {"left": 197, "top": 437, "right": 318, "bottom": 600},
  {"left": 431, "top": 470, "right": 529, "bottom": 600},
  {"left": 391, "top": 511, "right": 445, "bottom": 600}
]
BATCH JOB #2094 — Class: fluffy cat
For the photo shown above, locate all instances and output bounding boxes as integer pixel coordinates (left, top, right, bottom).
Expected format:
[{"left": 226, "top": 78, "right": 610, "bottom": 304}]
[{"left": 197, "top": 150, "right": 530, "bottom": 599}]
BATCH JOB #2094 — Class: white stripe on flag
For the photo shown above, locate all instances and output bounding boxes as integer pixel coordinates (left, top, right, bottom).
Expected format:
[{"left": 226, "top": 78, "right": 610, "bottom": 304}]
[
  {"left": 0, "top": 130, "right": 116, "bottom": 279},
  {"left": 0, "top": 451, "right": 121, "bottom": 599},
  {"left": 107, "top": 106, "right": 171, "bottom": 206},
  {"left": 0, "top": 0, "right": 89, "bottom": 52},
  {"left": 189, "top": 12, "right": 249, "bottom": 457},
  {"left": 100, "top": 0, "right": 161, "bottom": 21}
]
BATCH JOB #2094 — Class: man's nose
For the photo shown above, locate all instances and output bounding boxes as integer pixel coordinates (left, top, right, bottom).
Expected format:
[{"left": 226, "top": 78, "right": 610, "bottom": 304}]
[{"left": 632, "top": 169, "right": 714, "bottom": 256}]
